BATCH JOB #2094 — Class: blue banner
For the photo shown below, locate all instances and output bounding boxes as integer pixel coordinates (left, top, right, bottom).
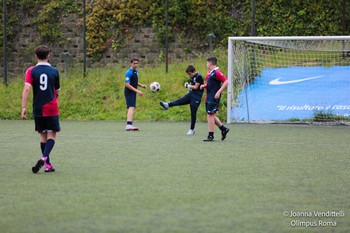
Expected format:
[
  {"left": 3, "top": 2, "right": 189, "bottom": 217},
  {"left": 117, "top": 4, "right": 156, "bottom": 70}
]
[{"left": 233, "top": 66, "right": 350, "bottom": 121}]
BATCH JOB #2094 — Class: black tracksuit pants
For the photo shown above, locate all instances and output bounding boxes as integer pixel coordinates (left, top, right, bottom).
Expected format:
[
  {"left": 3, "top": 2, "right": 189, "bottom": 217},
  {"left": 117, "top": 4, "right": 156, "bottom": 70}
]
[{"left": 169, "top": 92, "right": 202, "bottom": 130}]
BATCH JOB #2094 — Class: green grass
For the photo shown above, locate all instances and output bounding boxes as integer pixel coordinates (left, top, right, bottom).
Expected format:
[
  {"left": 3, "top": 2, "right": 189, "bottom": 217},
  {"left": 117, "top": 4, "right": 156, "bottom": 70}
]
[
  {"left": 1, "top": 120, "right": 349, "bottom": 233},
  {"left": 0, "top": 51, "right": 228, "bottom": 122}
]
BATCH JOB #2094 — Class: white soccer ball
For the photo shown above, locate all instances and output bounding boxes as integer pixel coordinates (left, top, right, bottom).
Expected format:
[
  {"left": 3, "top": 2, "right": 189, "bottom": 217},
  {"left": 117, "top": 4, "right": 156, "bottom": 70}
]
[{"left": 150, "top": 82, "right": 161, "bottom": 93}]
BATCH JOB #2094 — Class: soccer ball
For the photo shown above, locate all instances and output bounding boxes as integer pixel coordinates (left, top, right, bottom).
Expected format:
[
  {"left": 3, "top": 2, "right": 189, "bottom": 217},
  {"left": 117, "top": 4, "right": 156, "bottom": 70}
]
[{"left": 150, "top": 82, "right": 161, "bottom": 93}]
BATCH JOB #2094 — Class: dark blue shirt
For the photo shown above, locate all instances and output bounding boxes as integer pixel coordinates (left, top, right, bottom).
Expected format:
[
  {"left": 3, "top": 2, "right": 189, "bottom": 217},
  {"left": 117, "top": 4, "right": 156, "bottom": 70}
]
[
  {"left": 190, "top": 73, "right": 204, "bottom": 97},
  {"left": 25, "top": 62, "right": 60, "bottom": 117},
  {"left": 124, "top": 68, "right": 138, "bottom": 95}
]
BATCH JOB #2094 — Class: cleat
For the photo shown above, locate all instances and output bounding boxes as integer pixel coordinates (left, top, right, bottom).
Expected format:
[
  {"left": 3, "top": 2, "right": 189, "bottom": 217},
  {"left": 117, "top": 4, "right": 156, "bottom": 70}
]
[
  {"left": 160, "top": 101, "right": 169, "bottom": 110},
  {"left": 221, "top": 128, "right": 230, "bottom": 141},
  {"left": 187, "top": 129, "right": 195, "bottom": 135},
  {"left": 32, "top": 159, "right": 45, "bottom": 174},
  {"left": 203, "top": 136, "right": 214, "bottom": 142},
  {"left": 125, "top": 125, "right": 139, "bottom": 131},
  {"left": 44, "top": 164, "right": 55, "bottom": 173}
]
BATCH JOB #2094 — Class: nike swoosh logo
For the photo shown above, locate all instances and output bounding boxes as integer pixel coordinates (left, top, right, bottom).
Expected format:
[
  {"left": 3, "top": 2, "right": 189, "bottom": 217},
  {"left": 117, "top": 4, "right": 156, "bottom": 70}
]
[{"left": 269, "top": 76, "right": 323, "bottom": 85}]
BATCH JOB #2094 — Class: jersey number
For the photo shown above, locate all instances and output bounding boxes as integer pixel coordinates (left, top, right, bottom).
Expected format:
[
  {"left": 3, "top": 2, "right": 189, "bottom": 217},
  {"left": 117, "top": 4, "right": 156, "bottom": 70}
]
[{"left": 40, "top": 74, "right": 48, "bottom": 91}]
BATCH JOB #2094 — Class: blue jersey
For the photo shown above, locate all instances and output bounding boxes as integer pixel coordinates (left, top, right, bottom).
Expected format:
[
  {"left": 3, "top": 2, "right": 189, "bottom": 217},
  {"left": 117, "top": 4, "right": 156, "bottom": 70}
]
[
  {"left": 124, "top": 68, "right": 138, "bottom": 95},
  {"left": 25, "top": 62, "right": 60, "bottom": 117}
]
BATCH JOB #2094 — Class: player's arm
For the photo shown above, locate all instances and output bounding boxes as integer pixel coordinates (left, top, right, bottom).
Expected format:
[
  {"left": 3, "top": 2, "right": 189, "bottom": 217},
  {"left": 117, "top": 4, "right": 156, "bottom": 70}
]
[
  {"left": 200, "top": 83, "right": 207, "bottom": 90},
  {"left": 125, "top": 71, "right": 143, "bottom": 95},
  {"left": 185, "top": 82, "right": 198, "bottom": 90},
  {"left": 214, "top": 80, "right": 228, "bottom": 99},
  {"left": 55, "top": 72, "right": 60, "bottom": 98},
  {"left": 138, "top": 82, "right": 147, "bottom": 89},
  {"left": 185, "top": 74, "right": 202, "bottom": 90},
  {"left": 190, "top": 82, "right": 201, "bottom": 90},
  {"left": 125, "top": 82, "right": 143, "bottom": 96},
  {"left": 214, "top": 71, "right": 228, "bottom": 99},
  {"left": 21, "top": 85, "right": 31, "bottom": 119},
  {"left": 192, "top": 75, "right": 204, "bottom": 90}
]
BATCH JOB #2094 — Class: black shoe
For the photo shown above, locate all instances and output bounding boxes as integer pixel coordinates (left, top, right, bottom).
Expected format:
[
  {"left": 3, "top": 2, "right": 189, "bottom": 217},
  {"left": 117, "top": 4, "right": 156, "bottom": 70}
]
[
  {"left": 221, "top": 128, "right": 230, "bottom": 141},
  {"left": 203, "top": 136, "right": 214, "bottom": 142},
  {"left": 160, "top": 101, "right": 169, "bottom": 110},
  {"left": 32, "top": 159, "right": 45, "bottom": 174}
]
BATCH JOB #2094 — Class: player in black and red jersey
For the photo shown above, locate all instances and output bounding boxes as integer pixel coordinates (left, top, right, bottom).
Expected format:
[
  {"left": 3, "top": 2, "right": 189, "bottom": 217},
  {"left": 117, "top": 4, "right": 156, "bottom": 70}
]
[
  {"left": 200, "top": 57, "right": 230, "bottom": 141},
  {"left": 21, "top": 45, "right": 60, "bottom": 173}
]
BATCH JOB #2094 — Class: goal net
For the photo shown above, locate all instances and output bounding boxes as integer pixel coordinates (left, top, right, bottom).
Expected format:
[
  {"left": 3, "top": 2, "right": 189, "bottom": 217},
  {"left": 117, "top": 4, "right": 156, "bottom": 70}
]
[{"left": 227, "top": 36, "right": 350, "bottom": 124}]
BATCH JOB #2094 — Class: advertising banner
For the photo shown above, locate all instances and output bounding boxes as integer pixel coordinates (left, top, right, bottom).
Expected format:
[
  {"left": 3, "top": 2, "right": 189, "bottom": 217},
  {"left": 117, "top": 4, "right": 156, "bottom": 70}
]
[{"left": 233, "top": 66, "right": 350, "bottom": 121}]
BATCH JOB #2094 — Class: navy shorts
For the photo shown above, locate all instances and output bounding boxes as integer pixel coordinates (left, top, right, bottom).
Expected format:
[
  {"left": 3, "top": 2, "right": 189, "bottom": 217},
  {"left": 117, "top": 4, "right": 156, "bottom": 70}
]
[
  {"left": 206, "top": 101, "right": 220, "bottom": 115},
  {"left": 125, "top": 93, "right": 136, "bottom": 108},
  {"left": 34, "top": 116, "right": 61, "bottom": 133}
]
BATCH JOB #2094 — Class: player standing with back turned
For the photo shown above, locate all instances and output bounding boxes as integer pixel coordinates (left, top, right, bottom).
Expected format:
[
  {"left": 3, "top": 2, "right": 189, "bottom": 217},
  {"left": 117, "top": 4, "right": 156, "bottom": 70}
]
[
  {"left": 21, "top": 45, "right": 60, "bottom": 173},
  {"left": 200, "top": 57, "right": 230, "bottom": 141}
]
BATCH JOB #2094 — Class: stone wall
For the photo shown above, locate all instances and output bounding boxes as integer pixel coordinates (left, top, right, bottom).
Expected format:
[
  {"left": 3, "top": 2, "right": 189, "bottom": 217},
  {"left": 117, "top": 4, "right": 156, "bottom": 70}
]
[{"left": 0, "top": 13, "right": 203, "bottom": 80}]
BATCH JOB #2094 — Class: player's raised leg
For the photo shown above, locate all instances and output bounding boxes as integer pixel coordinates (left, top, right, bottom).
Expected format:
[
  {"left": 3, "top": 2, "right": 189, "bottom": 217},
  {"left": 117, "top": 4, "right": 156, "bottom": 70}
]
[{"left": 159, "top": 101, "right": 169, "bottom": 110}]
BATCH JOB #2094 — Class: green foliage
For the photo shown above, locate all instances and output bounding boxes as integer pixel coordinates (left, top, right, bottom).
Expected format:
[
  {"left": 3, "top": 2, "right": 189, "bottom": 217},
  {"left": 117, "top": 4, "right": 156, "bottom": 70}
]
[
  {"left": 0, "top": 0, "right": 78, "bottom": 47},
  {"left": 86, "top": 0, "right": 154, "bottom": 57},
  {"left": 32, "top": 0, "right": 79, "bottom": 42},
  {"left": 1, "top": 0, "right": 350, "bottom": 59},
  {"left": 0, "top": 0, "right": 21, "bottom": 48},
  {"left": 256, "top": 0, "right": 348, "bottom": 36},
  {"left": 313, "top": 111, "right": 349, "bottom": 122}
]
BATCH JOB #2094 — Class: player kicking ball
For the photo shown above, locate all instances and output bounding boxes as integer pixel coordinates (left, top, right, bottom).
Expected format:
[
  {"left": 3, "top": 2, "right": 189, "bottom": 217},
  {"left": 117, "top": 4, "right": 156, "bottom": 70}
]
[
  {"left": 160, "top": 65, "right": 204, "bottom": 135},
  {"left": 21, "top": 45, "right": 60, "bottom": 173},
  {"left": 200, "top": 57, "right": 230, "bottom": 141}
]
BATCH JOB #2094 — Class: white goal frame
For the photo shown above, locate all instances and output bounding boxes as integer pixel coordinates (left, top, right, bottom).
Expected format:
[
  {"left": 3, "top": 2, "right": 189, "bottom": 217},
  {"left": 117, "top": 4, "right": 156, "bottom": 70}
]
[{"left": 227, "top": 36, "right": 350, "bottom": 124}]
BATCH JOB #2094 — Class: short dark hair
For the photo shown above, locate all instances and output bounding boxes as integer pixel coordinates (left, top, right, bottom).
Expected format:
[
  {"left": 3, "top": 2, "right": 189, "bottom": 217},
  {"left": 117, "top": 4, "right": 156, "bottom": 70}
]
[
  {"left": 34, "top": 45, "right": 50, "bottom": 60},
  {"left": 207, "top": 56, "right": 217, "bottom": 65},
  {"left": 185, "top": 65, "right": 196, "bottom": 73},
  {"left": 131, "top": 58, "right": 139, "bottom": 63}
]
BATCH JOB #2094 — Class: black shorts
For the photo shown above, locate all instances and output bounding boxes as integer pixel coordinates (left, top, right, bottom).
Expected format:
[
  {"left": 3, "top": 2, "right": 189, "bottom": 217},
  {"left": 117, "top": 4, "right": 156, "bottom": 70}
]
[
  {"left": 125, "top": 93, "right": 136, "bottom": 108},
  {"left": 206, "top": 101, "right": 220, "bottom": 115},
  {"left": 34, "top": 116, "right": 61, "bottom": 133}
]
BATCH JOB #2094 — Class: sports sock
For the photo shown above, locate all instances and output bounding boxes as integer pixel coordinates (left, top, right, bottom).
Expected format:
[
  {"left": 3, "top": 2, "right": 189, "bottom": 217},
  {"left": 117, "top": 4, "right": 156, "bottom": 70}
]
[
  {"left": 127, "top": 121, "right": 133, "bottom": 125},
  {"left": 208, "top": 132, "right": 214, "bottom": 137},
  {"left": 41, "top": 142, "right": 51, "bottom": 165},
  {"left": 40, "top": 142, "right": 46, "bottom": 154},
  {"left": 42, "top": 139, "right": 55, "bottom": 163},
  {"left": 219, "top": 125, "right": 226, "bottom": 132}
]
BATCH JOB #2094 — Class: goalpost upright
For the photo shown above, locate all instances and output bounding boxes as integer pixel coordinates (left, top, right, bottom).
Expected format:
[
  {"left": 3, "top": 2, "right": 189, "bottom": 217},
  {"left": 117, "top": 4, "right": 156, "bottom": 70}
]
[{"left": 227, "top": 36, "right": 350, "bottom": 124}]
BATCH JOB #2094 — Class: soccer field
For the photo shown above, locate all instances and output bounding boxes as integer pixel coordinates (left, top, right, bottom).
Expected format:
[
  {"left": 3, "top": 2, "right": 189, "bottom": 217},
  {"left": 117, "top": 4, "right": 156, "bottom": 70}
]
[{"left": 0, "top": 120, "right": 349, "bottom": 233}]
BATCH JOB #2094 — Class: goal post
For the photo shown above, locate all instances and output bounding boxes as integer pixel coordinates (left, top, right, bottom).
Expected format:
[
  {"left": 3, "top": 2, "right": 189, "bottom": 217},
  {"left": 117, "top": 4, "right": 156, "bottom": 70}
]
[{"left": 227, "top": 36, "right": 350, "bottom": 124}]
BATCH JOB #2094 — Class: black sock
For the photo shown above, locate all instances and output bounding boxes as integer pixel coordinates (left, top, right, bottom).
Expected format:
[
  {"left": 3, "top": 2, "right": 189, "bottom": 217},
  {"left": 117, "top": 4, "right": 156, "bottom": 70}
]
[
  {"left": 219, "top": 125, "right": 226, "bottom": 132},
  {"left": 127, "top": 121, "right": 132, "bottom": 125},
  {"left": 208, "top": 132, "right": 214, "bottom": 137},
  {"left": 43, "top": 139, "right": 55, "bottom": 164},
  {"left": 41, "top": 142, "right": 51, "bottom": 165},
  {"left": 40, "top": 142, "right": 46, "bottom": 154}
]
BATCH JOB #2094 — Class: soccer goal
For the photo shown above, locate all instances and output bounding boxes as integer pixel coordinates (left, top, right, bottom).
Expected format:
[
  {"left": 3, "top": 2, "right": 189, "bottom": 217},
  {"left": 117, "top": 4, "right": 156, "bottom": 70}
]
[{"left": 227, "top": 36, "right": 350, "bottom": 124}]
